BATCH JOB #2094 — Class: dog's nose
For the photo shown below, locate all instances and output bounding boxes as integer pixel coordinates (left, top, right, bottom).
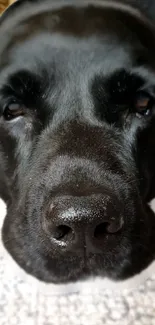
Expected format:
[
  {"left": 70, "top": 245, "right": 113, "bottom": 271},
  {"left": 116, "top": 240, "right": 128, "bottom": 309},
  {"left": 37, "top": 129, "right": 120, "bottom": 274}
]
[{"left": 44, "top": 195, "right": 124, "bottom": 253}]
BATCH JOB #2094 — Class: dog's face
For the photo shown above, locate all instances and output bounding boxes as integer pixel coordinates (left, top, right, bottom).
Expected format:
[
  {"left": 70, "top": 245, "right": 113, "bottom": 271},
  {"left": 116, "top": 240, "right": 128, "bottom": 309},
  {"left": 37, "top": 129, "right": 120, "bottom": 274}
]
[{"left": 1, "top": 0, "right": 155, "bottom": 283}]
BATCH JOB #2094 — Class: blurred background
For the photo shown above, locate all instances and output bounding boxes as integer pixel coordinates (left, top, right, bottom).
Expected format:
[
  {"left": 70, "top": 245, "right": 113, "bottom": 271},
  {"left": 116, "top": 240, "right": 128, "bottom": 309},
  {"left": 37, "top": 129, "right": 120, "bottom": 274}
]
[{"left": 0, "top": 0, "right": 14, "bottom": 13}]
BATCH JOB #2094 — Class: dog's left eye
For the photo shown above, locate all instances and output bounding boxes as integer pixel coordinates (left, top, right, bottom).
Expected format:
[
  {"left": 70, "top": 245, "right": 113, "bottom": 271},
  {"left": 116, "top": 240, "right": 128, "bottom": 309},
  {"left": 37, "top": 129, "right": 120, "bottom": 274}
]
[
  {"left": 3, "top": 101, "right": 25, "bottom": 121},
  {"left": 134, "top": 92, "right": 153, "bottom": 117}
]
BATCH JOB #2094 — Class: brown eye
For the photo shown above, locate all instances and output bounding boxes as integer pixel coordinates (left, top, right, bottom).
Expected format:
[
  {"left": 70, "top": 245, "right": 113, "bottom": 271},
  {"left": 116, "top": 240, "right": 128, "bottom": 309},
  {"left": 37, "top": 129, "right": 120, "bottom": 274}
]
[
  {"left": 3, "top": 102, "right": 25, "bottom": 121},
  {"left": 134, "top": 92, "right": 153, "bottom": 117}
]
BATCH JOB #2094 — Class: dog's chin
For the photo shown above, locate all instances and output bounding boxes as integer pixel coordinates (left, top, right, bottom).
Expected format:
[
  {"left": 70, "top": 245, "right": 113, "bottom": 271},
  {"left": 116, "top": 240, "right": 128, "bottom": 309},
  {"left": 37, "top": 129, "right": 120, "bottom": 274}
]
[
  {"left": 2, "top": 234, "right": 153, "bottom": 284},
  {"left": 4, "top": 251, "right": 154, "bottom": 285}
]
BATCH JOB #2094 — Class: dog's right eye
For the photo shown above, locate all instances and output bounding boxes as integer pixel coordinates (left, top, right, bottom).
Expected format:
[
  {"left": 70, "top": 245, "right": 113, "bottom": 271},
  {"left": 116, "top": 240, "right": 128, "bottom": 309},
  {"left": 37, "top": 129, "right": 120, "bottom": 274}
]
[
  {"left": 3, "top": 102, "right": 25, "bottom": 121},
  {"left": 134, "top": 92, "right": 153, "bottom": 117}
]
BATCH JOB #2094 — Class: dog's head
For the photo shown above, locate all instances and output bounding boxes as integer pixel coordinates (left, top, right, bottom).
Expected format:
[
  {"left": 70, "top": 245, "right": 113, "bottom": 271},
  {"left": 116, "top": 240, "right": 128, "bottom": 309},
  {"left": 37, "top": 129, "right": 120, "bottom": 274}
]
[{"left": 1, "top": 0, "right": 155, "bottom": 283}]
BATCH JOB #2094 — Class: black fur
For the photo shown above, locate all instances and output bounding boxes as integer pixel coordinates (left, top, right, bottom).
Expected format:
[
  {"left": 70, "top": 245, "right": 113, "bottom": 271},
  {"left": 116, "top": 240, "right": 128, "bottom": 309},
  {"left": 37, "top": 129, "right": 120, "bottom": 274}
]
[{"left": 1, "top": 0, "right": 155, "bottom": 283}]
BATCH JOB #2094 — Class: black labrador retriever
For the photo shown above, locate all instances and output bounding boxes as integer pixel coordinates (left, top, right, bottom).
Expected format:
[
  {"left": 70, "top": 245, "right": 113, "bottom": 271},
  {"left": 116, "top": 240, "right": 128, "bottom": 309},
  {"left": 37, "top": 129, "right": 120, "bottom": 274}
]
[{"left": 1, "top": 0, "right": 155, "bottom": 284}]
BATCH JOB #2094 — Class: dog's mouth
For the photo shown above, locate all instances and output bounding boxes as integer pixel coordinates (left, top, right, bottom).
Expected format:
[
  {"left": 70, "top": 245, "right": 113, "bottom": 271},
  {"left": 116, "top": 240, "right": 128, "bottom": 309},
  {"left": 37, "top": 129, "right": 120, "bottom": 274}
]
[{"left": 2, "top": 197, "right": 155, "bottom": 284}]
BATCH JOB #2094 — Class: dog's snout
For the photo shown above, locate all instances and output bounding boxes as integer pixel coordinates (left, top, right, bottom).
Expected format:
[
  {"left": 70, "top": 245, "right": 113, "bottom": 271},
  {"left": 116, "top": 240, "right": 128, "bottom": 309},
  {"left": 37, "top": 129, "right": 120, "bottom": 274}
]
[{"left": 43, "top": 194, "right": 124, "bottom": 253}]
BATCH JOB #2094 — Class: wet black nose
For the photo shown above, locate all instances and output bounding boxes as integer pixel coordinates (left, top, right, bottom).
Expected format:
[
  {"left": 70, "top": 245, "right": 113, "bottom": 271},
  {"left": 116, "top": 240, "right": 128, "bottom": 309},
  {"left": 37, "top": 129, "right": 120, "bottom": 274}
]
[{"left": 43, "top": 195, "right": 124, "bottom": 253}]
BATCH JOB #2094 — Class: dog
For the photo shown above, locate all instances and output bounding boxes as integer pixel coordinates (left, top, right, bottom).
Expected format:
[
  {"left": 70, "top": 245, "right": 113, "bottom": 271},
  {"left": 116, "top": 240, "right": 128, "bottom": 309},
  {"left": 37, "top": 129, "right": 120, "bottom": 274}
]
[{"left": 1, "top": 0, "right": 155, "bottom": 284}]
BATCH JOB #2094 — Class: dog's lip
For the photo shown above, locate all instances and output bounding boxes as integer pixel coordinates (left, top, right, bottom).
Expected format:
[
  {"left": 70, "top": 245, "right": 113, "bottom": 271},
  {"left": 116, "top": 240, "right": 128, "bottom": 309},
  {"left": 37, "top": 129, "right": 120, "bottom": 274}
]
[{"left": 45, "top": 266, "right": 92, "bottom": 284}]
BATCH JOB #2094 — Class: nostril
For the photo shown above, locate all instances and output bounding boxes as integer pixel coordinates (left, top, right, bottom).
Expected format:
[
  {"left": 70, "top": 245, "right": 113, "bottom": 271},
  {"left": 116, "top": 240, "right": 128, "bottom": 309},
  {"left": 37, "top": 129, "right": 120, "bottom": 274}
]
[
  {"left": 52, "top": 225, "right": 72, "bottom": 240},
  {"left": 94, "top": 222, "right": 110, "bottom": 239},
  {"left": 107, "top": 217, "right": 124, "bottom": 234},
  {"left": 94, "top": 220, "right": 123, "bottom": 238}
]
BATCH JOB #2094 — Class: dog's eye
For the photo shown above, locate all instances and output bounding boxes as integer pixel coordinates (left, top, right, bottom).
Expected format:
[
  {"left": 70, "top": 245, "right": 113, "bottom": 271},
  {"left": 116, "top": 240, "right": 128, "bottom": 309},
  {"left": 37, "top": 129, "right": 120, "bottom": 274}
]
[
  {"left": 134, "top": 92, "right": 153, "bottom": 117},
  {"left": 3, "top": 102, "right": 25, "bottom": 121}
]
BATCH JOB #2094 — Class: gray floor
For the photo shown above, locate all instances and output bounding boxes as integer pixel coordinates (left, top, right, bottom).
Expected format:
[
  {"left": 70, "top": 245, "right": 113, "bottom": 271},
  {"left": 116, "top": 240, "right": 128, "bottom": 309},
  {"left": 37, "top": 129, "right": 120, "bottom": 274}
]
[{"left": 1, "top": 198, "right": 155, "bottom": 325}]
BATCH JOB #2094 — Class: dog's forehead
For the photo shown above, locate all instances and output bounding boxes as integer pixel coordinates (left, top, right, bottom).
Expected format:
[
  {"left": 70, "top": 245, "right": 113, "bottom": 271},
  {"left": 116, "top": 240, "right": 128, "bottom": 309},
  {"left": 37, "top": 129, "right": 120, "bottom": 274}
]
[
  {"left": 0, "top": 2, "right": 153, "bottom": 62},
  {"left": 0, "top": 1, "right": 154, "bottom": 84},
  {"left": 9, "top": 32, "right": 133, "bottom": 77},
  {"left": 0, "top": 2, "right": 154, "bottom": 98}
]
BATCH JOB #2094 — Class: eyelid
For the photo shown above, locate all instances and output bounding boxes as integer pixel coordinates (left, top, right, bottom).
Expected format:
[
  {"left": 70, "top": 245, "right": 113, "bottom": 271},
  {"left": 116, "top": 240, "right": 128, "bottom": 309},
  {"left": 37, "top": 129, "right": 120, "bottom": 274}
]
[
  {"left": 137, "top": 84, "right": 155, "bottom": 97},
  {"left": 3, "top": 98, "right": 20, "bottom": 112}
]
